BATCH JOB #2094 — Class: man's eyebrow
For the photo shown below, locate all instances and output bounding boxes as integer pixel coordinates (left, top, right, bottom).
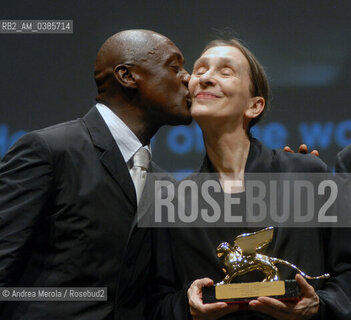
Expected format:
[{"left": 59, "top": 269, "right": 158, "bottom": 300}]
[{"left": 166, "top": 52, "right": 184, "bottom": 63}]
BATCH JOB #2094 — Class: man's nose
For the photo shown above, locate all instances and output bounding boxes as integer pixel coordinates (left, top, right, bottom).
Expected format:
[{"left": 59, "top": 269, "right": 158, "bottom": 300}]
[{"left": 181, "top": 70, "right": 190, "bottom": 85}]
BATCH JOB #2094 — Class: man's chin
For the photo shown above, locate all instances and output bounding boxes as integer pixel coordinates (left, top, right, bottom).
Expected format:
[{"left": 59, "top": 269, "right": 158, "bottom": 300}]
[
  {"left": 169, "top": 113, "right": 192, "bottom": 126},
  {"left": 168, "top": 104, "right": 192, "bottom": 126},
  {"left": 181, "top": 115, "right": 192, "bottom": 126}
]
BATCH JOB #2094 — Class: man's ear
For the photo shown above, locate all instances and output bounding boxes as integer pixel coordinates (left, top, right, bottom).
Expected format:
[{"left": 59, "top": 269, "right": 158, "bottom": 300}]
[
  {"left": 245, "top": 96, "right": 265, "bottom": 119},
  {"left": 114, "top": 64, "right": 137, "bottom": 88}
]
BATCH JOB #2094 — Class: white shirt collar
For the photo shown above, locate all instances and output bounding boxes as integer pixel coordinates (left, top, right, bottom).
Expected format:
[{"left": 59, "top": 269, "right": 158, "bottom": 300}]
[{"left": 96, "top": 103, "right": 151, "bottom": 164}]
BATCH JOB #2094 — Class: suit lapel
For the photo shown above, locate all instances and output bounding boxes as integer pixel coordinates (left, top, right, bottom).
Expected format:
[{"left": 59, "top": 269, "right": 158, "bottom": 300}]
[
  {"left": 117, "top": 163, "right": 172, "bottom": 297},
  {"left": 83, "top": 107, "right": 137, "bottom": 207}
]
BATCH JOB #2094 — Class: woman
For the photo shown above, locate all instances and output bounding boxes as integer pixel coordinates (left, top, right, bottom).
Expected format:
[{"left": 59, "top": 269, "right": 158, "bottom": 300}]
[{"left": 150, "top": 39, "right": 351, "bottom": 320}]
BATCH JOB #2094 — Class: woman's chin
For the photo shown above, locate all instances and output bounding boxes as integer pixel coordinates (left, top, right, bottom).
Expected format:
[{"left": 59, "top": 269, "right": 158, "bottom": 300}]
[{"left": 190, "top": 105, "right": 211, "bottom": 119}]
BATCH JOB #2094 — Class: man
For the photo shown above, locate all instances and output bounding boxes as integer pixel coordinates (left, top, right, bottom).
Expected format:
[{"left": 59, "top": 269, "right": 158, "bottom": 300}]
[{"left": 0, "top": 29, "right": 191, "bottom": 319}]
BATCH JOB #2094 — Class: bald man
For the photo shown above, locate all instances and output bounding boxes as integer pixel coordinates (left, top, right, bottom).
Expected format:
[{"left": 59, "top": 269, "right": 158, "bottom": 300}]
[{"left": 0, "top": 30, "right": 191, "bottom": 320}]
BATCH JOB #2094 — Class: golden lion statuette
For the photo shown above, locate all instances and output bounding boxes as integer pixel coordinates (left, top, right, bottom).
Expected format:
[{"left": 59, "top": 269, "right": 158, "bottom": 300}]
[{"left": 203, "top": 227, "right": 330, "bottom": 303}]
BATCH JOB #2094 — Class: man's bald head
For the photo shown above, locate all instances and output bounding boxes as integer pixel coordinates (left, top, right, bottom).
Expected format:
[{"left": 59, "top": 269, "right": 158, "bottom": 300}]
[
  {"left": 93, "top": 29, "right": 191, "bottom": 140},
  {"left": 94, "top": 29, "right": 171, "bottom": 101}
]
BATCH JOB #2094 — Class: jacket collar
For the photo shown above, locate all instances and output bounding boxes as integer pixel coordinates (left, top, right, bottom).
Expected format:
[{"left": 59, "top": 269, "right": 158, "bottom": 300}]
[{"left": 82, "top": 107, "right": 137, "bottom": 207}]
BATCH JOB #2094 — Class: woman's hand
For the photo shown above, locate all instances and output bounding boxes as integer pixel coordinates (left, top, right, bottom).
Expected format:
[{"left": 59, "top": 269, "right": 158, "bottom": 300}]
[
  {"left": 248, "top": 274, "right": 320, "bottom": 320},
  {"left": 187, "top": 278, "right": 239, "bottom": 320}
]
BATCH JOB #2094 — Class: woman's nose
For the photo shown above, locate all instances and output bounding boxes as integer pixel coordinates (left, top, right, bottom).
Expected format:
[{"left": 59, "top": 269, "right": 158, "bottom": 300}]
[{"left": 199, "top": 70, "right": 215, "bottom": 86}]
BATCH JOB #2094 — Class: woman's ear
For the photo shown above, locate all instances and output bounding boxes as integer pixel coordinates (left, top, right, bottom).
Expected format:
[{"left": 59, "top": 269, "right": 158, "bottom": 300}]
[
  {"left": 114, "top": 64, "right": 137, "bottom": 88},
  {"left": 245, "top": 96, "right": 265, "bottom": 119}
]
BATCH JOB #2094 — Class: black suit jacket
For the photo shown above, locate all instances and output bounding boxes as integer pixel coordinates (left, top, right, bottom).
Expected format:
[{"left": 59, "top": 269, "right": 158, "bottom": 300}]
[{"left": 0, "top": 107, "right": 153, "bottom": 320}]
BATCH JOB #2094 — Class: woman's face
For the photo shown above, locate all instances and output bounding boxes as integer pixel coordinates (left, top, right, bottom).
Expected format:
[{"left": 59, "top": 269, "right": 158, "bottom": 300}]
[{"left": 189, "top": 46, "right": 255, "bottom": 124}]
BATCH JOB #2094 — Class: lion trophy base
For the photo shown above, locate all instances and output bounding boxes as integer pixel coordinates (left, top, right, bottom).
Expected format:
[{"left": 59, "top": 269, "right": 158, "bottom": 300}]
[{"left": 203, "top": 280, "right": 299, "bottom": 304}]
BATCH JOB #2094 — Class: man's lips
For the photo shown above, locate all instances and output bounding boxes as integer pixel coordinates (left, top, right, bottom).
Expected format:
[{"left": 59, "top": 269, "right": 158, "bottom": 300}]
[{"left": 195, "top": 92, "right": 220, "bottom": 99}]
